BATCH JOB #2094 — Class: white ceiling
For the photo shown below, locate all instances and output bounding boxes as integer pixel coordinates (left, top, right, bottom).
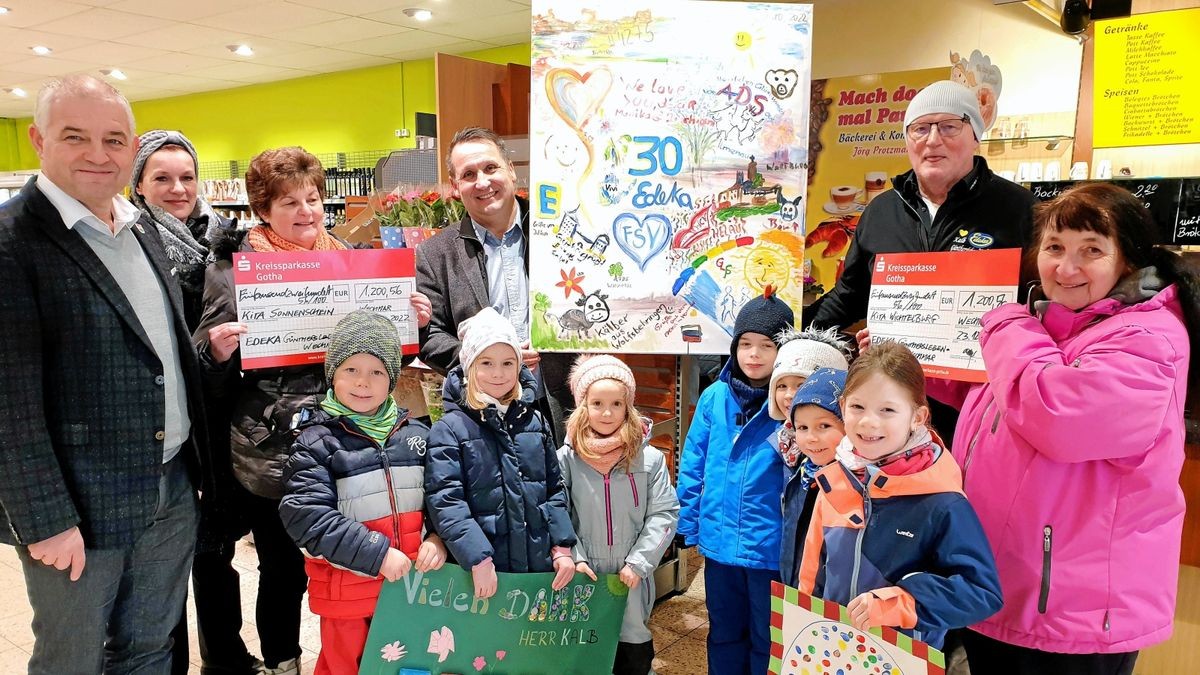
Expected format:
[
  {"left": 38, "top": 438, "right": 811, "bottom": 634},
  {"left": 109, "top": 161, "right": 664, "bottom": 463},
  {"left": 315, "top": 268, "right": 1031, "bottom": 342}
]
[{"left": 0, "top": 0, "right": 533, "bottom": 118}]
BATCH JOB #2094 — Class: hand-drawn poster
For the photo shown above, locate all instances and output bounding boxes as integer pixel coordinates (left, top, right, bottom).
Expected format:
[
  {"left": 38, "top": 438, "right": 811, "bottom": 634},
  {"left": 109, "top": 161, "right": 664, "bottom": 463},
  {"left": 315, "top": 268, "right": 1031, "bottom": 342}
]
[
  {"left": 359, "top": 566, "right": 628, "bottom": 674},
  {"left": 232, "top": 249, "right": 418, "bottom": 369},
  {"left": 867, "top": 249, "right": 1020, "bottom": 383},
  {"left": 769, "top": 582, "right": 945, "bottom": 675},
  {"left": 530, "top": 1, "right": 813, "bottom": 354}
]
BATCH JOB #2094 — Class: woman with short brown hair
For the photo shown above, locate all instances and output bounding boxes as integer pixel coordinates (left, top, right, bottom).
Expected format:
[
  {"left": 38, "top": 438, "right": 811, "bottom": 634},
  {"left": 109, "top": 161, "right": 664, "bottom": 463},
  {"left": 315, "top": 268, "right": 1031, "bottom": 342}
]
[{"left": 194, "top": 146, "right": 430, "bottom": 675}]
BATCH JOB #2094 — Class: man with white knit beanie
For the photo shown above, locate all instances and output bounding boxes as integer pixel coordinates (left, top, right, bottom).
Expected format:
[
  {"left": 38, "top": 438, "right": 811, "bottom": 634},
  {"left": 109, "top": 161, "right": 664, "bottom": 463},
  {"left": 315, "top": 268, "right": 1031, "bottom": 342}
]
[{"left": 808, "top": 79, "right": 1037, "bottom": 443}]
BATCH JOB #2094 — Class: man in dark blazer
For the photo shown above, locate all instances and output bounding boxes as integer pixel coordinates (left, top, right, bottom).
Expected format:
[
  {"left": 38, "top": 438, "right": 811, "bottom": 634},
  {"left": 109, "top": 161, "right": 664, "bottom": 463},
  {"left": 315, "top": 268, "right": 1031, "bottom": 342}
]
[
  {"left": 416, "top": 126, "right": 571, "bottom": 439},
  {"left": 0, "top": 74, "right": 208, "bottom": 674}
]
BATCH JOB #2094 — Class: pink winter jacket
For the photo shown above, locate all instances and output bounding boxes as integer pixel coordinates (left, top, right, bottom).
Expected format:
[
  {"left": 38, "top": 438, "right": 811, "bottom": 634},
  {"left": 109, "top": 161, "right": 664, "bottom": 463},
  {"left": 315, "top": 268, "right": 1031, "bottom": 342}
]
[{"left": 928, "top": 282, "right": 1188, "bottom": 654}]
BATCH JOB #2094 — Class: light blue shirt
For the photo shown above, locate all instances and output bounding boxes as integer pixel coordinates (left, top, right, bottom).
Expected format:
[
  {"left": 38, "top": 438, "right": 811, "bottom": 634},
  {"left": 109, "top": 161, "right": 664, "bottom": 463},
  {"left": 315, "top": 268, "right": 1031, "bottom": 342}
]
[
  {"left": 471, "top": 215, "right": 529, "bottom": 342},
  {"left": 37, "top": 173, "right": 190, "bottom": 463}
]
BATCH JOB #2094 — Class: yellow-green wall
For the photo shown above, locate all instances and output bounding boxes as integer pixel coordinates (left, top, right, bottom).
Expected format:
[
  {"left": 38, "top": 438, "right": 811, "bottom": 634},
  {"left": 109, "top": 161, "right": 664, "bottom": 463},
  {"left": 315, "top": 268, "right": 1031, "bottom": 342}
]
[{"left": 1, "top": 42, "right": 530, "bottom": 172}]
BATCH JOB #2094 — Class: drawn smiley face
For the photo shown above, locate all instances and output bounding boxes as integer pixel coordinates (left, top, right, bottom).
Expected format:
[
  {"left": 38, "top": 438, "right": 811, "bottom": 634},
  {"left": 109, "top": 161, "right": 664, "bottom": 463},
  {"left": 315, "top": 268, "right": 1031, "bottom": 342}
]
[{"left": 734, "top": 31, "right": 753, "bottom": 50}]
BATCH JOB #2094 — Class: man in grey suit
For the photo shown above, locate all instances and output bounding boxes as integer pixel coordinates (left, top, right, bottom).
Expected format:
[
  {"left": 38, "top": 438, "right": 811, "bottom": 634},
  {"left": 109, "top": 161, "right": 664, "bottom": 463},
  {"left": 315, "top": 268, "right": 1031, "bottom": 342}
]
[
  {"left": 0, "top": 74, "right": 207, "bottom": 674},
  {"left": 416, "top": 126, "right": 570, "bottom": 438}
]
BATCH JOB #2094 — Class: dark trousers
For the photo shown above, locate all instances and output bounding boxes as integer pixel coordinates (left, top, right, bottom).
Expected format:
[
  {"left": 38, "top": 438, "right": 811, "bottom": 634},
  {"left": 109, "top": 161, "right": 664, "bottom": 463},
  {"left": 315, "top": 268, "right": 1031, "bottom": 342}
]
[
  {"left": 18, "top": 456, "right": 198, "bottom": 675},
  {"left": 704, "top": 559, "right": 778, "bottom": 675},
  {"left": 962, "top": 630, "right": 1138, "bottom": 675},
  {"left": 169, "top": 607, "right": 189, "bottom": 675},
  {"left": 614, "top": 640, "right": 655, "bottom": 675},
  {"left": 194, "top": 540, "right": 261, "bottom": 673},
  {"left": 170, "top": 544, "right": 261, "bottom": 675},
  {"left": 241, "top": 491, "right": 308, "bottom": 669}
]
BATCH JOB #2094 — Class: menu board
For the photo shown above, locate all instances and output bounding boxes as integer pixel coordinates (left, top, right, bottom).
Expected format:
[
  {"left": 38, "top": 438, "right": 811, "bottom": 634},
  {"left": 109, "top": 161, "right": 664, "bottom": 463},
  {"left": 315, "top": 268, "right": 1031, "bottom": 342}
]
[
  {"left": 1179, "top": 179, "right": 1200, "bottom": 245},
  {"left": 1094, "top": 8, "right": 1200, "bottom": 148},
  {"left": 1029, "top": 178, "right": 1193, "bottom": 245}
]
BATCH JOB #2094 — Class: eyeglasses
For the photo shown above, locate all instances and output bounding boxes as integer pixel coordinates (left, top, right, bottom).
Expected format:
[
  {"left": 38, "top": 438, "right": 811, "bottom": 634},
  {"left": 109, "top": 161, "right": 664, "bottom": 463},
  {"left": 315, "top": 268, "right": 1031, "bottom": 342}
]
[{"left": 906, "top": 116, "right": 970, "bottom": 141}]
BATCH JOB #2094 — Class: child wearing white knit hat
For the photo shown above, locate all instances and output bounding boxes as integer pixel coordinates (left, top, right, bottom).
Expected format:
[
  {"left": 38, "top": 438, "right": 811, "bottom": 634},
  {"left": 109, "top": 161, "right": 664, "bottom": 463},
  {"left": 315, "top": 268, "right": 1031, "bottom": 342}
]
[
  {"left": 424, "top": 307, "right": 578, "bottom": 601},
  {"left": 558, "top": 354, "right": 679, "bottom": 675},
  {"left": 768, "top": 326, "right": 852, "bottom": 421},
  {"left": 769, "top": 328, "right": 851, "bottom": 588}
]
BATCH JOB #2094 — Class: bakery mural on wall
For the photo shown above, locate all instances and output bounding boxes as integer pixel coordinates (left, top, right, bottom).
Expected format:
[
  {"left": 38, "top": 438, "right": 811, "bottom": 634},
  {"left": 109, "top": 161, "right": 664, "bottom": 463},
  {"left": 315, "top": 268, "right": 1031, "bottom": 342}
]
[
  {"left": 803, "top": 52, "right": 1002, "bottom": 303},
  {"left": 529, "top": 1, "right": 813, "bottom": 354}
]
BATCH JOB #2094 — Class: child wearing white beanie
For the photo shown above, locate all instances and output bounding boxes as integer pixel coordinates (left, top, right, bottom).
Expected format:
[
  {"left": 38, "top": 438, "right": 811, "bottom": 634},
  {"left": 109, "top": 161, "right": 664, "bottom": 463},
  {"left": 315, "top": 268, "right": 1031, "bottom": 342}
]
[
  {"left": 425, "top": 307, "right": 578, "bottom": 600},
  {"left": 454, "top": 307, "right": 525, "bottom": 408},
  {"left": 768, "top": 326, "right": 852, "bottom": 421},
  {"left": 770, "top": 328, "right": 851, "bottom": 588}
]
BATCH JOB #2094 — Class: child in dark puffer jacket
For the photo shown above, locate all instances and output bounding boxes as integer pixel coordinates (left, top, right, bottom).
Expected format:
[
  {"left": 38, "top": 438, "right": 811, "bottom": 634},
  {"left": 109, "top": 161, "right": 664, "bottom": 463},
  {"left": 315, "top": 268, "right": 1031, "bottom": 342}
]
[
  {"left": 424, "top": 307, "right": 578, "bottom": 600},
  {"left": 280, "top": 311, "right": 447, "bottom": 675}
]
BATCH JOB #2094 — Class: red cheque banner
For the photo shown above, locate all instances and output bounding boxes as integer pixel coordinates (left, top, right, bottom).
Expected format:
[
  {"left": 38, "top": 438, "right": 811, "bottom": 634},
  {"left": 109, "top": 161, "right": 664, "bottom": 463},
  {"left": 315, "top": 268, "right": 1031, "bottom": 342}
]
[
  {"left": 232, "top": 248, "right": 418, "bottom": 369},
  {"left": 868, "top": 248, "right": 1020, "bottom": 383}
]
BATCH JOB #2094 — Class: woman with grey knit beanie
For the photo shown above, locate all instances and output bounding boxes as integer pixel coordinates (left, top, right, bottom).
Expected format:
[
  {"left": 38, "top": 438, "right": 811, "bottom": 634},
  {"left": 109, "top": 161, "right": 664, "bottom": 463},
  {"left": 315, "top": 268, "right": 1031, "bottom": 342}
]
[
  {"left": 131, "top": 129, "right": 235, "bottom": 329},
  {"left": 131, "top": 130, "right": 258, "bottom": 675}
]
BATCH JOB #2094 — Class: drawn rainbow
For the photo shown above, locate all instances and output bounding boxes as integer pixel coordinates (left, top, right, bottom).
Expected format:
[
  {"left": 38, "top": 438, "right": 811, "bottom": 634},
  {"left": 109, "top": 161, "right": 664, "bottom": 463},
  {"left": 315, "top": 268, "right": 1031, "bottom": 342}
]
[{"left": 671, "top": 236, "right": 756, "bottom": 295}]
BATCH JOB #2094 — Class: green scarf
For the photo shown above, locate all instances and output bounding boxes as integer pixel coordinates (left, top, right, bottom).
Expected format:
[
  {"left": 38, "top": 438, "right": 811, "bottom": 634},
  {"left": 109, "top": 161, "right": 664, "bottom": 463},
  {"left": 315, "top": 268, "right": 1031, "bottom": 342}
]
[{"left": 320, "top": 389, "right": 398, "bottom": 446}]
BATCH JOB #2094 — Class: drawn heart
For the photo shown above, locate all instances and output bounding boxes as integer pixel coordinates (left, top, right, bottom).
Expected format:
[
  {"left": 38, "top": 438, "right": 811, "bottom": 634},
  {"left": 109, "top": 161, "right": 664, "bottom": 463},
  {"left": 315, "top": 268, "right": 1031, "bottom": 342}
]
[
  {"left": 546, "top": 67, "right": 613, "bottom": 130},
  {"left": 613, "top": 212, "right": 671, "bottom": 272}
]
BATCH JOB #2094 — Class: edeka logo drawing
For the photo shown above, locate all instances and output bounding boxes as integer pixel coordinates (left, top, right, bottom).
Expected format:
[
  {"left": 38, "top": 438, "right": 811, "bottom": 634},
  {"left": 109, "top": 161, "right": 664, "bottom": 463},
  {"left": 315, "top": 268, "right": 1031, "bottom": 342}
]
[{"left": 360, "top": 565, "right": 628, "bottom": 674}]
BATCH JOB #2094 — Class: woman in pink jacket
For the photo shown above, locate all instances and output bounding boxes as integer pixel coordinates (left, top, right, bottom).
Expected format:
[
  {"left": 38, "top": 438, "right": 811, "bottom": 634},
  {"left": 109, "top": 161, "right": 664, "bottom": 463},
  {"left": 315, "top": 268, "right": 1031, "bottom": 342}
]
[{"left": 926, "top": 183, "right": 1200, "bottom": 675}]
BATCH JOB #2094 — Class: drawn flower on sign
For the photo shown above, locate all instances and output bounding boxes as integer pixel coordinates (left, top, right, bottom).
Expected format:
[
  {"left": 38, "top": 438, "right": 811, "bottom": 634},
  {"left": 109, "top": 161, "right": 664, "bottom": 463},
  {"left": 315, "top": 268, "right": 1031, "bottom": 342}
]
[
  {"left": 473, "top": 655, "right": 488, "bottom": 671},
  {"left": 496, "top": 650, "right": 507, "bottom": 660},
  {"left": 760, "top": 116, "right": 796, "bottom": 155},
  {"left": 380, "top": 641, "right": 407, "bottom": 662},
  {"left": 427, "top": 626, "right": 455, "bottom": 663},
  {"left": 556, "top": 267, "right": 586, "bottom": 298}
]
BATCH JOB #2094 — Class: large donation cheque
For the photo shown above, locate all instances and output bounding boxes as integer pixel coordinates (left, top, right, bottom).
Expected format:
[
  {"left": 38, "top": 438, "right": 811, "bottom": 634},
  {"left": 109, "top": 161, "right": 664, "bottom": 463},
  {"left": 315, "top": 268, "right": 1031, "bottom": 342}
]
[
  {"left": 867, "top": 249, "right": 1020, "bottom": 383},
  {"left": 232, "top": 249, "right": 418, "bottom": 369}
]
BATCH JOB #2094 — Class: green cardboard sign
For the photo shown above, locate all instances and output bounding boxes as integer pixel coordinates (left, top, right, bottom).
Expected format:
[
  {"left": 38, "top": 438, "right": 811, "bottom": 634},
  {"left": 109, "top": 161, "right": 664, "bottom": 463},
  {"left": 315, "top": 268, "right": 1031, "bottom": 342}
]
[{"left": 359, "top": 566, "right": 629, "bottom": 674}]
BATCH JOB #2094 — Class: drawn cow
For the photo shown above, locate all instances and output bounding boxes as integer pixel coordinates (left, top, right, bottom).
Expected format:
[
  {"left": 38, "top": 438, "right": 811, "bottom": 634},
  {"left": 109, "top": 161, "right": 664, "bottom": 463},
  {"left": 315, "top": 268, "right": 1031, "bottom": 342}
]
[{"left": 554, "top": 291, "right": 611, "bottom": 340}]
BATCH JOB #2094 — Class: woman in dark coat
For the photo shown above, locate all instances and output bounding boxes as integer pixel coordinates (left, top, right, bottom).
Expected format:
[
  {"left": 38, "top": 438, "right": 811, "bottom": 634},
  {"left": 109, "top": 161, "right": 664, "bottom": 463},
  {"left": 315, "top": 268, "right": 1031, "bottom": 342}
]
[
  {"left": 130, "top": 129, "right": 247, "bottom": 675},
  {"left": 194, "top": 146, "right": 432, "bottom": 675}
]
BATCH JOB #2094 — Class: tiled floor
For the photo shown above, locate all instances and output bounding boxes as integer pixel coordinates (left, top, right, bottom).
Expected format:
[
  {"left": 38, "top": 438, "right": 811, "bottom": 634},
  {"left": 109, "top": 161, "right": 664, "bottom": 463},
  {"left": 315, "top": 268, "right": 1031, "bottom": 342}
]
[
  {"left": 0, "top": 540, "right": 710, "bottom": 674},
  {"left": 4, "top": 539, "right": 1196, "bottom": 675}
]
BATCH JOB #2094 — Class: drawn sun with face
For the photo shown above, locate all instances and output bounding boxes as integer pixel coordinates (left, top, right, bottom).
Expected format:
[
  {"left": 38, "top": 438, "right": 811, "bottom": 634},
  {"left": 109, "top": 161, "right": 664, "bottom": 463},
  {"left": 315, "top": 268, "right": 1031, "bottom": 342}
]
[{"left": 744, "top": 244, "right": 791, "bottom": 293}]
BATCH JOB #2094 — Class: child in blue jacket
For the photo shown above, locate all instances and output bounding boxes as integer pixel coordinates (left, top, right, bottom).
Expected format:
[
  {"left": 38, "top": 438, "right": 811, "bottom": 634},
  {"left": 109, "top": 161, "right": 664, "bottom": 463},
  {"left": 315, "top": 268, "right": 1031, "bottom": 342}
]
[
  {"left": 778, "top": 366, "right": 848, "bottom": 588},
  {"left": 676, "top": 286, "right": 794, "bottom": 674},
  {"left": 279, "top": 311, "right": 447, "bottom": 675}
]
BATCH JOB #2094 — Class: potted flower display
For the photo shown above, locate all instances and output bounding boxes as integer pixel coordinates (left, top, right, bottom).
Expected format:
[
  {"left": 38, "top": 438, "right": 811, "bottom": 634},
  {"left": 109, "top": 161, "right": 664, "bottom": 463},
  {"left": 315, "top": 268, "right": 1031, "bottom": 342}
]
[{"left": 374, "top": 185, "right": 466, "bottom": 248}]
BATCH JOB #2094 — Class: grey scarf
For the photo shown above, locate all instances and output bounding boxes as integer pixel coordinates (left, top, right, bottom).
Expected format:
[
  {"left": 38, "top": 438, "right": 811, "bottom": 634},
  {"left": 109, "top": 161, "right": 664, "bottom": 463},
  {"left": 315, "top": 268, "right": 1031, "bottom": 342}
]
[{"left": 141, "top": 201, "right": 227, "bottom": 302}]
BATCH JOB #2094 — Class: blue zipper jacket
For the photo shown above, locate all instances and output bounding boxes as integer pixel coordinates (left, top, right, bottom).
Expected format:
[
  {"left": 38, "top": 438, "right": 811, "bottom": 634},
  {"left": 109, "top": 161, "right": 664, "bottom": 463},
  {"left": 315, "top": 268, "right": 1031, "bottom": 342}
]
[
  {"left": 778, "top": 454, "right": 821, "bottom": 587},
  {"left": 798, "top": 445, "right": 1003, "bottom": 650},
  {"left": 676, "top": 361, "right": 784, "bottom": 570}
]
